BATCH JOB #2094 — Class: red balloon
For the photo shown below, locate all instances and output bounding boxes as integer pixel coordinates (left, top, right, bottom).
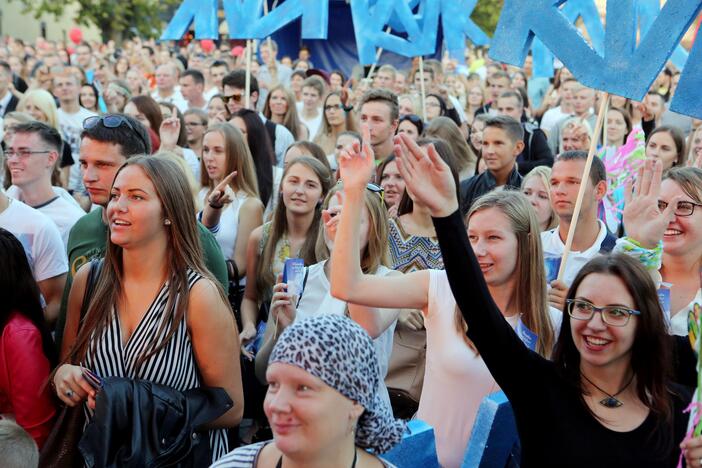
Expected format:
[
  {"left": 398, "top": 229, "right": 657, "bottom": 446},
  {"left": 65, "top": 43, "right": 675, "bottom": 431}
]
[
  {"left": 200, "top": 39, "right": 215, "bottom": 53},
  {"left": 68, "top": 27, "right": 83, "bottom": 45}
]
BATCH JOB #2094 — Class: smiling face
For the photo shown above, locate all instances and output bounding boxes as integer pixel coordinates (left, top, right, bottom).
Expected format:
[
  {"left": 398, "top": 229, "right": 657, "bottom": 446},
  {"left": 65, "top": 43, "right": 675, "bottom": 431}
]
[
  {"left": 80, "top": 85, "right": 97, "bottom": 110},
  {"left": 570, "top": 273, "right": 637, "bottom": 370},
  {"left": 379, "top": 160, "right": 405, "bottom": 207},
  {"left": 107, "top": 165, "right": 167, "bottom": 249},
  {"left": 7, "top": 132, "right": 58, "bottom": 188},
  {"left": 467, "top": 207, "right": 519, "bottom": 287},
  {"left": 264, "top": 362, "right": 360, "bottom": 458},
  {"left": 660, "top": 179, "right": 702, "bottom": 259},
  {"left": 480, "top": 126, "right": 521, "bottom": 176},
  {"left": 605, "top": 109, "right": 628, "bottom": 146},
  {"left": 281, "top": 163, "right": 324, "bottom": 216}
]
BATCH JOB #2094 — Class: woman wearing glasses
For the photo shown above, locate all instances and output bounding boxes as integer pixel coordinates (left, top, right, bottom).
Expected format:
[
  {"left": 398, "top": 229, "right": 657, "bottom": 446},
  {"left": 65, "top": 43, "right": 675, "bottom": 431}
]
[
  {"left": 388, "top": 141, "right": 691, "bottom": 467},
  {"left": 313, "top": 91, "right": 357, "bottom": 156},
  {"left": 331, "top": 133, "right": 557, "bottom": 467}
]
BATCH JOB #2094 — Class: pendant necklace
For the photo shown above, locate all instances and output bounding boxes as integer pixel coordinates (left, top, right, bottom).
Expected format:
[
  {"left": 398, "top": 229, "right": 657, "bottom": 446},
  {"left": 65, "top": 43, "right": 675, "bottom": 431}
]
[{"left": 581, "top": 373, "right": 635, "bottom": 408}]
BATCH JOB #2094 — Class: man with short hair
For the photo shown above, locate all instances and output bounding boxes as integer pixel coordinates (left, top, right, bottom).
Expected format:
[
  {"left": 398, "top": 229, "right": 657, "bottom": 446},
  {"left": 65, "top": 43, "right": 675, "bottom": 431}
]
[
  {"left": 496, "top": 90, "right": 554, "bottom": 175},
  {"left": 394, "top": 71, "right": 408, "bottom": 95},
  {"left": 475, "top": 71, "right": 512, "bottom": 116},
  {"left": 184, "top": 109, "right": 208, "bottom": 159},
  {"left": 5, "top": 122, "right": 84, "bottom": 245},
  {"left": 206, "top": 60, "right": 229, "bottom": 100},
  {"left": 222, "top": 70, "right": 294, "bottom": 165},
  {"left": 542, "top": 151, "right": 615, "bottom": 308},
  {"left": 152, "top": 62, "right": 187, "bottom": 112},
  {"left": 540, "top": 76, "right": 578, "bottom": 136},
  {"left": 359, "top": 88, "right": 400, "bottom": 162},
  {"left": 0, "top": 61, "right": 18, "bottom": 117},
  {"left": 297, "top": 76, "right": 325, "bottom": 138},
  {"left": 460, "top": 115, "right": 525, "bottom": 214},
  {"left": 179, "top": 69, "right": 207, "bottom": 110},
  {"left": 0, "top": 179, "right": 67, "bottom": 326},
  {"left": 54, "top": 69, "right": 97, "bottom": 194},
  {"left": 74, "top": 43, "right": 94, "bottom": 82},
  {"left": 54, "top": 114, "right": 228, "bottom": 350},
  {"left": 373, "top": 64, "right": 397, "bottom": 90}
]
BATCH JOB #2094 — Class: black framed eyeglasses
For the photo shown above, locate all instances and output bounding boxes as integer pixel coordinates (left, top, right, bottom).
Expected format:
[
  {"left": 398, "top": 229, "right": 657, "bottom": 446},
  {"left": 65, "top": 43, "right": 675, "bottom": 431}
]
[
  {"left": 566, "top": 299, "right": 640, "bottom": 327},
  {"left": 4, "top": 149, "right": 52, "bottom": 160},
  {"left": 83, "top": 115, "right": 149, "bottom": 153},
  {"left": 658, "top": 199, "right": 702, "bottom": 217}
]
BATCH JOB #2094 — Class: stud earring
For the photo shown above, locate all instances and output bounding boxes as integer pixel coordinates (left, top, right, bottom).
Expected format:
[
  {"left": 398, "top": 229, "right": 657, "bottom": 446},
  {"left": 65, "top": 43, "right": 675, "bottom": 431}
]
[{"left": 164, "top": 219, "right": 172, "bottom": 225}]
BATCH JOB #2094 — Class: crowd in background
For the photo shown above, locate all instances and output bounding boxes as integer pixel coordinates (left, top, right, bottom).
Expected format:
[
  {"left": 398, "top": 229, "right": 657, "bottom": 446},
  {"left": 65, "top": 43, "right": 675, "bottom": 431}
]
[{"left": 0, "top": 33, "right": 702, "bottom": 467}]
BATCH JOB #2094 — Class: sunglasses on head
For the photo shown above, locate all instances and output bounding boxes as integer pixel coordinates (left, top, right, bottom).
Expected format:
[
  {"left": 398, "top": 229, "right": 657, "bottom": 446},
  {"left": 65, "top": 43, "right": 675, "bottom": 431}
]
[{"left": 83, "top": 114, "right": 149, "bottom": 153}]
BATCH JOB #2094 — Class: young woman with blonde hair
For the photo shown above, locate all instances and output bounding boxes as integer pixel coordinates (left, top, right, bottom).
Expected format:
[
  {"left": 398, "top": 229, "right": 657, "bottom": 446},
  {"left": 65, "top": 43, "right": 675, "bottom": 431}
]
[
  {"left": 330, "top": 133, "right": 558, "bottom": 467},
  {"left": 521, "top": 166, "right": 558, "bottom": 232},
  {"left": 262, "top": 84, "right": 308, "bottom": 141}
]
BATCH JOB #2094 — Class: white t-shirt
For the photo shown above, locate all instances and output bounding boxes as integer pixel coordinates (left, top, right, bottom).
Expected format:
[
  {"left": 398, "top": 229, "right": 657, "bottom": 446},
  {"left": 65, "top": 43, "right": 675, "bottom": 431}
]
[
  {"left": 151, "top": 89, "right": 188, "bottom": 113},
  {"left": 670, "top": 289, "right": 702, "bottom": 337},
  {"left": 541, "top": 220, "right": 609, "bottom": 286},
  {"left": 5, "top": 186, "right": 85, "bottom": 248},
  {"left": 296, "top": 261, "right": 398, "bottom": 407},
  {"left": 198, "top": 188, "right": 249, "bottom": 262},
  {"left": 0, "top": 197, "right": 68, "bottom": 281},
  {"left": 182, "top": 147, "right": 201, "bottom": 181},
  {"left": 57, "top": 106, "right": 98, "bottom": 192},
  {"left": 296, "top": 102, "right": 323, "bottom": 140},
  {"left": 540, "top": 106, "right": 571, "bottom": 136}
]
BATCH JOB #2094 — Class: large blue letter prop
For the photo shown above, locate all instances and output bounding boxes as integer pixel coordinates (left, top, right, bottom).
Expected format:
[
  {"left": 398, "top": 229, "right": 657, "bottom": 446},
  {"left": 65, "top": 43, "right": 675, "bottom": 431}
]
[
  {"left": 224, "top": 0, "right": 328, "bottom": 39},
  {"left": 463, "top": 392, "right": 520, "bottom": 467},
  {"left": 161, "top": 0, "right": 218, "bottom": 40},
  {"left": 490, "top": 0, "right": 702, "bottom": 117}
]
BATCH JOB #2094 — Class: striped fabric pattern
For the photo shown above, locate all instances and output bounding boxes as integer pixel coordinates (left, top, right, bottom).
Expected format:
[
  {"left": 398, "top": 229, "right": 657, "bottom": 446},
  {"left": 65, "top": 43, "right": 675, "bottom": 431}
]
[{"left": 82, "top": 269, "right": 228, "bottom": 462}]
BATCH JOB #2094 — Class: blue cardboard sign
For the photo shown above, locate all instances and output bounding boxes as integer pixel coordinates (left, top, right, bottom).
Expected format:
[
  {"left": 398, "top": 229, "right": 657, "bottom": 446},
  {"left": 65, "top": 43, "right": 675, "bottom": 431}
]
[
  {"left": 490, "top": 0, "right": 702, "bottom": 117},
  {"left": 161, "top": 0, "right": 328, "bottom": 41},
  {"left": 463, "top": 391, "right": 520, "bottom": 467},
  {"left": 382, "top": 419, "right": 440, "bottom": 467}
]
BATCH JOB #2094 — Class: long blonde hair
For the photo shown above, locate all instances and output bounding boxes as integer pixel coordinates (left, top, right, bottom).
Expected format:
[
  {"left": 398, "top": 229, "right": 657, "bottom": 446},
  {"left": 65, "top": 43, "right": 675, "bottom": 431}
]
[
  {"left": 521, "top": 166, "right": 558, "bottom": 231},
  {"left": 467, "top": 190, "right": 554, "bottom": 356},
  {"left": 200, "top": 123, "right": 259, "bottom": 199},
  {"left": 315, "top": 184, "right": 389, "bottom": 273},
  {"left": 17, "top": 90, "right": 60, "bottom": 130},
  {"left": 262, "top": 85, "right": 306, "bottom": 141}
]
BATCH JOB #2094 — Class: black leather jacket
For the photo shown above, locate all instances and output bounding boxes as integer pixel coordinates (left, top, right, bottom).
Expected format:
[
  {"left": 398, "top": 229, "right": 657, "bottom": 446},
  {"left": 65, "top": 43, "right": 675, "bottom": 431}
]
[{"left": 79, "top": 377, "right": 232, "bottom": 468}]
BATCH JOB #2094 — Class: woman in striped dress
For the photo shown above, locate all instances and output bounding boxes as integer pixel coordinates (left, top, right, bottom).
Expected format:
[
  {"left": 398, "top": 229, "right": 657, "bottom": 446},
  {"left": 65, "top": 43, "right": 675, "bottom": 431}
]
[{"left": 54, "top": 155, "right": 244, "bottom": 463}]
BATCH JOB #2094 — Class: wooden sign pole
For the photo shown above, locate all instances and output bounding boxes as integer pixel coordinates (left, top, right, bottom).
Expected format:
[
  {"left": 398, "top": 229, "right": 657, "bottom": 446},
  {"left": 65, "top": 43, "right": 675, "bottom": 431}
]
[
  {"left": 418, "top": 56, "right": 427, "bottom": 121},
  {"left": 556, "top": 92, "right": 610, "bottom": 281}
]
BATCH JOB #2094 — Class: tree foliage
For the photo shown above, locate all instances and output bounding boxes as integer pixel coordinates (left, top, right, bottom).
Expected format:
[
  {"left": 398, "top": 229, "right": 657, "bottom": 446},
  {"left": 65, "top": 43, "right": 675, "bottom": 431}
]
[
  {"left": 472, "top": 0, "right": 504, "bottom": 37},
  {"left": 9, "top": 0, "right": 180, "bottom": 42}
]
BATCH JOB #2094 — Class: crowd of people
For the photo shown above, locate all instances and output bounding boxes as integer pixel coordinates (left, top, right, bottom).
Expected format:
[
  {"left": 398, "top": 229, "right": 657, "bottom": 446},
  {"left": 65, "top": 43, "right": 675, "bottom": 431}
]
[{"left": 0, "top": 32, "right": 701, "bottom": 467}]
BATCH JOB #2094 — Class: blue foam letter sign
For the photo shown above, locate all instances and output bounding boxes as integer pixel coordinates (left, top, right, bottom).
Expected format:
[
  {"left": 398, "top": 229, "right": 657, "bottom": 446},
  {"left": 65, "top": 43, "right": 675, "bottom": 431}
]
[
  {"left": 223, "top": 0, "right": 328, "bottom": 39},
  {"left": 490, "top": 0, "right": 702, "bottom": 117},
  {"left": 161, "top": 0, "right": 219, "bottom": 40}
]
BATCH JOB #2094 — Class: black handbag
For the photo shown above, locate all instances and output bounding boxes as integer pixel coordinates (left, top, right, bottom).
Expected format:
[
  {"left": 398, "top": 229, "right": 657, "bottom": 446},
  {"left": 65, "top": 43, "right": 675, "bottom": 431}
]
[
  {"left": 39, "top": 259, "right": 102, "bottom": 468},
  {"left": 225, "top": 259, "right": 245, "bottom": 329}
]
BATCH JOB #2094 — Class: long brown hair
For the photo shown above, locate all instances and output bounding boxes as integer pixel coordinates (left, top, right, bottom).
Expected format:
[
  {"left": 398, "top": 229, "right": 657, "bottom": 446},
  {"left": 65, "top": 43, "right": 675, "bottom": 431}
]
[
  {"left": 314, "top": 91, "right": 358, "bottom": 154},
  {"left": 262, "top": 85, "right": 306, "bottom": 140},
  {"left": 467, "top": 190, "right": 555, "bottom": 356},
  {"left": 67, "top": 156, "right": 226, "bottom": 370},
  {"left": 255, "top": 157, "right": 333, "bottom": 297},
  {"left": 200, "top": 123, "right": 259, "bottom": 199}
]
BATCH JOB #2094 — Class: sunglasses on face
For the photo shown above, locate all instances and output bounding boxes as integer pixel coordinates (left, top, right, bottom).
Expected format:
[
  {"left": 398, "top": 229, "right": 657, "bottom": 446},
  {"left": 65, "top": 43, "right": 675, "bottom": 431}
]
[{"left": 222, "top": 94, "right": 243, "bottom": 104}]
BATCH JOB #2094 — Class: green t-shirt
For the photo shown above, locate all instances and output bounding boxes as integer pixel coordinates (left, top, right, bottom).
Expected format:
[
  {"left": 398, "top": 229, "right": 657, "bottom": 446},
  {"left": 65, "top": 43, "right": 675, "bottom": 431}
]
[{"left": 54, "top": 207, "right": 228, "bottom": 352}]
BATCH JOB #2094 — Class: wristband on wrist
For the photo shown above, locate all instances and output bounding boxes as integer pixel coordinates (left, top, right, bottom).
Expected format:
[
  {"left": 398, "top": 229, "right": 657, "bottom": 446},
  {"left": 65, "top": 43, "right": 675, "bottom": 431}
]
[{"left": 613, "top": 236, "right": 663, "bottom": 271}]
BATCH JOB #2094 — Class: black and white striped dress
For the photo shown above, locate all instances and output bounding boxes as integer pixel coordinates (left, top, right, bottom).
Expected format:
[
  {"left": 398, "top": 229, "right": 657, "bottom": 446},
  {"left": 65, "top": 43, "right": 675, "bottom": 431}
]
[{"left": 82, "top": 269, "right": 228, "bottom": 462}]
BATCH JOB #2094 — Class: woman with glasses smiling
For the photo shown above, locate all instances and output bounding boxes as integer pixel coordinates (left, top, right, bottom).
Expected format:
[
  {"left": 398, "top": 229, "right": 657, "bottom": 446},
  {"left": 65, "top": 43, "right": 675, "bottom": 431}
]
[
  {"left": 313, "top": 91, "right": 357, "bottom": 155},
  {"left": 389, "top": 141, "right": 692, "bottom": 467}
]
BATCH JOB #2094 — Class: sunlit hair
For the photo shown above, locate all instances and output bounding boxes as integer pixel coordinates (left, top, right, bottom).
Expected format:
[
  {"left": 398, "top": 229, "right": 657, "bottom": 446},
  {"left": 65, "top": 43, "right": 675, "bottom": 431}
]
[
  {"left": 255, "top": 157, "right": 333, "bottom": 297},
  {"left": 154, "top": 150, "right": 202, "bottom": 212},
  {"left": 200, "top": 123, "right": 259, "bottom": 199},
  {"left": 467, "top": 190, "right": 554, "bottom": 356},
  {"left": 425, "top": 116, "right": 478, "bottom": 177},
  {"left": 558, "top": 116, "right": 593, "bottom": 154},
  {"left": 262, "top": 84, "right": 306, "bottom": 140},
  {"left": 17, "top": 89, "right": 59, "bottom": 130},
  {"left": 398, "top": 93, "right": 420, "bottom": 116},
  {"left": 521, "top": 166, "right": 558, "bottom": 231},
  {"left": 68, "top": 155, "right": 227, "bottom": 370},
  {"left": 315, "top": 184, "right": 389, "bottom": 274}
]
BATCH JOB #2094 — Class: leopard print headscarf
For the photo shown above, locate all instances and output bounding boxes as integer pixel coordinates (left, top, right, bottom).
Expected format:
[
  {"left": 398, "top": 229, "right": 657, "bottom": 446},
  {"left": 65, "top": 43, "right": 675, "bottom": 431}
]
[{"left": 269, "top": 314, "right": 406, "bottom": 453}]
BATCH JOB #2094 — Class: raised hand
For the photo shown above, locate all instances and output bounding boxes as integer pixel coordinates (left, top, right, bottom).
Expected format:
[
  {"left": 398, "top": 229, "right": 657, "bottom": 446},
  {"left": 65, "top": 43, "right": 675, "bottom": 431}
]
[
  {"left": 208, "top": 171, "right": 238, "bottom": 208},
  {"left": 321, "top": 192, "right": 344, "bottom": 241},
  {"left": 159, "top": 116, "right": 181, "bottom": 150},
  {"left": 393, "top": 132, "right": 458, "bottom": 217},
  {"left": 338, "top": 124, "right": 375, "bottom": 192},
  {"left": 623, "top": 158, "right": 680, "bottom": 248}
]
